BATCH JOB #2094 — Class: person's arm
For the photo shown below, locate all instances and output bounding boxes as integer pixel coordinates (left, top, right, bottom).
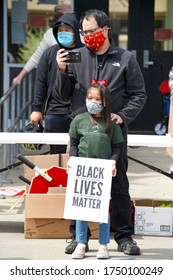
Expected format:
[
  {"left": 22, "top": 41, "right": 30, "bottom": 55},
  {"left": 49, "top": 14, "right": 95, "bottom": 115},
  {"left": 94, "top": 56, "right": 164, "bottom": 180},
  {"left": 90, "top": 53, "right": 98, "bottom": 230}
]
[
  {"left": 12, "top": 69, "right": 29, "bottom": 86},
  {"left": 55, "top": 48, "right": 75, "bottom": 100},
  {"left": 66, "top": 137, "right": 79, "bottom": 174},
  {"left": 30, "top": 50, "right": 49, "bottom": 125},
  {"left": 116, "top": 54, "right": 147, "bottom": 127},
  {"left": 110, "top": 143, "right": 121, "bottom": 162},
  {"left": 110, "top": 143, "right": 121, "bottom": 177},
  {"left": 32, "top": 51, "right": 49, "bottom": 111},
  {"left": 69, "top": 137, "right": 79, "bottom": 157},
  {"left": 57, "top": 69, "right": 75, "bottom": 100},
  {"left": 12, "top": 29, "right": 56, "bottom": 86}
]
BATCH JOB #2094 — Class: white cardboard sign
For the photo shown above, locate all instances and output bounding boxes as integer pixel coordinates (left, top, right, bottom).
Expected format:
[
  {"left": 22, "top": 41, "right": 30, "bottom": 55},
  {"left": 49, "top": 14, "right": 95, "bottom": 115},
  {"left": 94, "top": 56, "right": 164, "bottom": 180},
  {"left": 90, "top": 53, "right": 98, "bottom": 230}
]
[{"left": 64, "top": 157, "right": 113, "bottom": 223}]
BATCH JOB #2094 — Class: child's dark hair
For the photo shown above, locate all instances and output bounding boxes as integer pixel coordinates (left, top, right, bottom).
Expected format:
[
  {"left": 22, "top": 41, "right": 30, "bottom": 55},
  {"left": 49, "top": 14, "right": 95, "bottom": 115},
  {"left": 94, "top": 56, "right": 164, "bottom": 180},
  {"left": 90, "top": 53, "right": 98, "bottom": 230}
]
[{"left": 87, "top": 81, "right": 111, "bottom": 134}]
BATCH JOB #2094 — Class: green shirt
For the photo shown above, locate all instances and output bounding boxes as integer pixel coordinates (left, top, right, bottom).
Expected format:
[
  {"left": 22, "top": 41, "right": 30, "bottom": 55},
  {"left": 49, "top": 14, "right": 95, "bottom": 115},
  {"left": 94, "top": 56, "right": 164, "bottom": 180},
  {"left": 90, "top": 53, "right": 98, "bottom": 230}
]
[{"left": 69, "top": 112, "right": 124, "bottom": 159}]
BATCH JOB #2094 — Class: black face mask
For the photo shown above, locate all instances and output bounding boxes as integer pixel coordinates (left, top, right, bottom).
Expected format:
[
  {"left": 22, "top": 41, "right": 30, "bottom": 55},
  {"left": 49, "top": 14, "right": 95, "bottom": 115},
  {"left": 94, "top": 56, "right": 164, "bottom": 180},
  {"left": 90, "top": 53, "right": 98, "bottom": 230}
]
[{"left": 23, "top": 122, "right": 44, "bottom": 133}]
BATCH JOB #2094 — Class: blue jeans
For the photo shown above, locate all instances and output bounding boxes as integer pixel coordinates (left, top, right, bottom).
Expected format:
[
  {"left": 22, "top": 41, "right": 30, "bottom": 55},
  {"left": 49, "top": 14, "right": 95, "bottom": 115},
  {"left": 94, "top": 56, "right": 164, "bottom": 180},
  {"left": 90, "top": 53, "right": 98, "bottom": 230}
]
[{"left": 76, "top": 214, "right": 110, "bottom": 245}]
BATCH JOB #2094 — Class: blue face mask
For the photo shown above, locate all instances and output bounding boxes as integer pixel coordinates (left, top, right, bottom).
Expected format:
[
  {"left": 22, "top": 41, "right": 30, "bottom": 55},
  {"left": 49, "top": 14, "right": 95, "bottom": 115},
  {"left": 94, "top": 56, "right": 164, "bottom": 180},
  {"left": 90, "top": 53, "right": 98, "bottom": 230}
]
[
  {"left": 57, "top": 31, "right": 74, "bottom": 47},
  {"left": 86, "top": 100, "right": 103, "bottom": 115}
]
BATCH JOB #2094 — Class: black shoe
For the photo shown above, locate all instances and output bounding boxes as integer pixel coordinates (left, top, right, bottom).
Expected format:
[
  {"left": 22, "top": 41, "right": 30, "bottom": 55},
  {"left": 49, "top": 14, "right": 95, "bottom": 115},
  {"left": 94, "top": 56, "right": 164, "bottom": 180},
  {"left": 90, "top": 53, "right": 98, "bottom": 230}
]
[
  {"left": 117, "top": 237, "right": 140, "bottom": 255},
  {"left": 65, "top": 238, "right": 89, "bottom": 254}
]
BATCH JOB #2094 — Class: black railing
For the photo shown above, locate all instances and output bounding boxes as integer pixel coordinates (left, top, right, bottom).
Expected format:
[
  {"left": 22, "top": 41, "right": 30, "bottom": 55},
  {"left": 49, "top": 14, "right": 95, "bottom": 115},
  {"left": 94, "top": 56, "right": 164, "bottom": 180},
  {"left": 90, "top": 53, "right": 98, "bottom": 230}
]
[{"left": 0, "top": 70, "right": 35, "bottom": 183}]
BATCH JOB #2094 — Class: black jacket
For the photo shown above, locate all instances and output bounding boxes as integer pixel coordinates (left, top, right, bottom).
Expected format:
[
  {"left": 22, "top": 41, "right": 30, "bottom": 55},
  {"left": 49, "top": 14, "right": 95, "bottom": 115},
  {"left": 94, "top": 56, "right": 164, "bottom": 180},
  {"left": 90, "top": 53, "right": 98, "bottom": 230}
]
[
  {"left": 57, "top": 38, "right": 147, "bottom": 128},
  {"left": 33, "top": 13, "right": 83, "bottom": 114}
]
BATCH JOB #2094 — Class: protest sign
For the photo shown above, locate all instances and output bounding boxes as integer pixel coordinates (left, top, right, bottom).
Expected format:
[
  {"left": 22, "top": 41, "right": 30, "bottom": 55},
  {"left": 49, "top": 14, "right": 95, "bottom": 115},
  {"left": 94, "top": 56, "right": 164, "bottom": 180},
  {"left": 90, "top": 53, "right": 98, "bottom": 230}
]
[{"left": 64, "top": 157, "right": 113, "bottom": 223}]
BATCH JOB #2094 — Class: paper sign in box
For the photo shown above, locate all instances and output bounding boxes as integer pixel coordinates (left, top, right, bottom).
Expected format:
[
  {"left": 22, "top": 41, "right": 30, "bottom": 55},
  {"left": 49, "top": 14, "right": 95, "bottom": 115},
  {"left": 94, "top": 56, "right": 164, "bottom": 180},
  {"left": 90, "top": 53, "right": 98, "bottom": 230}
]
[{"left": 134, "top": 200, "right": 173, "bottom": 236}]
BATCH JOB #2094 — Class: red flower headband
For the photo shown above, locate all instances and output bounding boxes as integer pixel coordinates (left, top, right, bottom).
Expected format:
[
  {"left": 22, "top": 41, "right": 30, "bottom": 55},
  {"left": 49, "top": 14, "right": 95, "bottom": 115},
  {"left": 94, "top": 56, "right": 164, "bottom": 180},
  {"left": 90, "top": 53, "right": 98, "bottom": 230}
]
[{"left": 91, "top": 79, "right": 108, "bottom": 86}]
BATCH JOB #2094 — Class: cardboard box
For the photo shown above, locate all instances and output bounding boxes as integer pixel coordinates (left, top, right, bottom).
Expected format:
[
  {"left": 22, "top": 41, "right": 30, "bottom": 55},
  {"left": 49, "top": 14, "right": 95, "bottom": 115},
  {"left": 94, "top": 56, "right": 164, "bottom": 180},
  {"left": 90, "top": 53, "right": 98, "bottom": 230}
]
[
  {"left": 24, "top": 154, "right": 69, "bottom": 238},
  {"left": 24, "top": 191, "right": 98, "bottom": 239},
  {"left": 24, "top": 191, "right": 71, "bottom": 239},
  {"left": 25, "top": 219, "right": 98, "bottom": 239},
  {"left": 24, "top": 155, "right": 99, "bottom": 239},
  {"left": 134, "top": 199, "right": 173, "bottom": 236}
]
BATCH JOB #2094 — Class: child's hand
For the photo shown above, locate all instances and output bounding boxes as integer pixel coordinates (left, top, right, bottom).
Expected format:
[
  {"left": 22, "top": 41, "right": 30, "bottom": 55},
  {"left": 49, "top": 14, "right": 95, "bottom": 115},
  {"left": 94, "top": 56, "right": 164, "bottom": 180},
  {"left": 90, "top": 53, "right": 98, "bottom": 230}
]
[
  {"left": 66, "top": 158, "right": 71, "bottom": 174},
  {"left": 111, "top": 160, "right": 117, "bottom": 177},
  {"left": 66, "top": 157, "right": 75, "bottom": 174}
]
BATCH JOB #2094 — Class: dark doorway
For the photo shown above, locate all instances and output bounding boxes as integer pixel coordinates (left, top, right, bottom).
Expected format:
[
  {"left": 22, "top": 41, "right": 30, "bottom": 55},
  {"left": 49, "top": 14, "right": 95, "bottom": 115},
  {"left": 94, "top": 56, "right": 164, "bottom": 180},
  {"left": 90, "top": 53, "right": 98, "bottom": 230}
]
[{"left": 74, "top": 0, "right": 108, "bottom": 20}]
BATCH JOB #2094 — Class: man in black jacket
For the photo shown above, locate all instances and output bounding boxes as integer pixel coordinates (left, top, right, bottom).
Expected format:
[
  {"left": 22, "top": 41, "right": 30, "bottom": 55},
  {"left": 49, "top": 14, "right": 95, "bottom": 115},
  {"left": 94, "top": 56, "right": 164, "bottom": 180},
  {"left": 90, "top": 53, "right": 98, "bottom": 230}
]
[{"left": 56, "top": 9, "right": 147, "bottom": 256}]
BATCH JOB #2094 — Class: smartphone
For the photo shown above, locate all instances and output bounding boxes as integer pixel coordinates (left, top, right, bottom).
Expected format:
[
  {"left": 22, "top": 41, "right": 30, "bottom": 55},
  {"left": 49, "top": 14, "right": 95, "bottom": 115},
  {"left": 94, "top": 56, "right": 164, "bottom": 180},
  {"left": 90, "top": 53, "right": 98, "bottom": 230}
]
[{"left": 66, "top": 51, "right": 81, "bottom": 63}]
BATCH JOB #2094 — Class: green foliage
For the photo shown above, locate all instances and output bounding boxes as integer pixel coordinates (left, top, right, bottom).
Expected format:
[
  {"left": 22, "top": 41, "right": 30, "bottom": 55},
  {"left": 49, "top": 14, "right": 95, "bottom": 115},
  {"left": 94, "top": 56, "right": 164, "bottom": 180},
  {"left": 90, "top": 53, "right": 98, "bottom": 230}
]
[{"left": 16, "top": 25, "right": 49, "bottom": 63}]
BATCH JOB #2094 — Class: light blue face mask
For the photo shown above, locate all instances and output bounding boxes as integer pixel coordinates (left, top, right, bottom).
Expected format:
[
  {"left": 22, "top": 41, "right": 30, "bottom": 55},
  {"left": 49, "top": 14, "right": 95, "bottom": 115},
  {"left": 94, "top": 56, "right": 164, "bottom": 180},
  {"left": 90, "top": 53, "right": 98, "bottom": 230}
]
[
  {"left": 86, "top": 100, "right": 103, "bottom": 115},
  {"left": 57, "top": 31, "right": 74, "bottom": 47}
]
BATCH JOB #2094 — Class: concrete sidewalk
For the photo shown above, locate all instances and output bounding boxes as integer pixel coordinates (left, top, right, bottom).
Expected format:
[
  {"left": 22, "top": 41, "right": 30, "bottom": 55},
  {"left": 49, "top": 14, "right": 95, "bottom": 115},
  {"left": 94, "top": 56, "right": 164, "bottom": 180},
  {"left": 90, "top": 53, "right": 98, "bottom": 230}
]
[{"left": 0, "top": 146, "right": 173, "bottom": 260}]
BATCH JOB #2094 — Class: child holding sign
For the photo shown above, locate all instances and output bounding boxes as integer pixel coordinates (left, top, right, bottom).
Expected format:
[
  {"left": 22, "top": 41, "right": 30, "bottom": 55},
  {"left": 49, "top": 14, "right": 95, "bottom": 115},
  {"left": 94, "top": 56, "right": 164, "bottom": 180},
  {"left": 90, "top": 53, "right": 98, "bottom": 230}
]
[{"left": 67, "top": 79, "right": 124, "bottom": 259}]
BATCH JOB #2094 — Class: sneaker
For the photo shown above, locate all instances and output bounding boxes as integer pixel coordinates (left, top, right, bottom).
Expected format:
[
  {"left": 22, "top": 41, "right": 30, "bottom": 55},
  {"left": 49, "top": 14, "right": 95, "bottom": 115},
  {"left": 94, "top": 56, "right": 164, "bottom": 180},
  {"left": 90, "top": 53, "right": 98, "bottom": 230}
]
[
  {"left": 72, "top": 244, "right": 86, "bottom": 259},
  {"left": 65, "top": 238, "right": 78, "bottom": 254},
  {"left": 117, "top": 237, "right": 140, "bottom": 255},
  {"left": 97, "top": 245, "right": 109, "bottom": 259},
  {"left": 65, "top": 237, "right": 89, "bottom": 254}
]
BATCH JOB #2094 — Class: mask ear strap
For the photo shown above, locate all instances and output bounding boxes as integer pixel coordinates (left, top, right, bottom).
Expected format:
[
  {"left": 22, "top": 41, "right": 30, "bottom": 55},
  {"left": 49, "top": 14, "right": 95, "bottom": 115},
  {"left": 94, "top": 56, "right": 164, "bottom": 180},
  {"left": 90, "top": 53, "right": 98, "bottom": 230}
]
[{"left": 103, "top": 26, "right": 111, "bottom": 33}]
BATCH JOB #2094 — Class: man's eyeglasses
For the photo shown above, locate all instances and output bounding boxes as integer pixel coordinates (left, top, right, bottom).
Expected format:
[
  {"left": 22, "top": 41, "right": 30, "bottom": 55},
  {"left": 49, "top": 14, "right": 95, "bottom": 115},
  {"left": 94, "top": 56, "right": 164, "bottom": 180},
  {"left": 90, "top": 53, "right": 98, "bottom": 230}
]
[{"left": 79, "top": 27, "right": 101, "bottom": 36}]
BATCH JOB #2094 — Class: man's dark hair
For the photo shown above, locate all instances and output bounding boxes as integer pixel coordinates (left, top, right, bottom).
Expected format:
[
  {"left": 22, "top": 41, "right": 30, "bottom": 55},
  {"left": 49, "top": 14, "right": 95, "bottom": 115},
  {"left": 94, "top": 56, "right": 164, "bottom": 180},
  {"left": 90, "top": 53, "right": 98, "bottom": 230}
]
[{"left": 80, "top": 9, "right": 109, "bottom": 29}]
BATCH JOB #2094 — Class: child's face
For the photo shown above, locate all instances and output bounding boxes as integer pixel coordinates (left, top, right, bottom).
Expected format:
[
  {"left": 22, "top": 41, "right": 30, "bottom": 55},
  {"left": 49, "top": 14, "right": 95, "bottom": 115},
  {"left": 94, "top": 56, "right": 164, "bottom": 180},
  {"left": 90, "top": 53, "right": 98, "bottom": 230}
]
[{"left": 87, "top": 87, "right": 102, "bottom": 104}]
